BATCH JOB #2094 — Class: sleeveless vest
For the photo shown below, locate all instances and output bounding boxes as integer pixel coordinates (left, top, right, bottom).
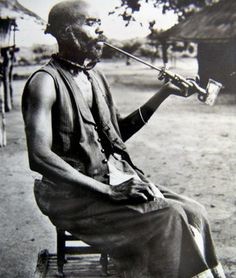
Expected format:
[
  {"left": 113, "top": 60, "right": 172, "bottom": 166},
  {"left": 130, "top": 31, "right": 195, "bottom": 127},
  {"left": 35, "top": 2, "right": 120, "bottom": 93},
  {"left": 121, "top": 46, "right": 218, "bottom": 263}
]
[{"left": 29, "top": 58, "right": 135, "bottom": 184}]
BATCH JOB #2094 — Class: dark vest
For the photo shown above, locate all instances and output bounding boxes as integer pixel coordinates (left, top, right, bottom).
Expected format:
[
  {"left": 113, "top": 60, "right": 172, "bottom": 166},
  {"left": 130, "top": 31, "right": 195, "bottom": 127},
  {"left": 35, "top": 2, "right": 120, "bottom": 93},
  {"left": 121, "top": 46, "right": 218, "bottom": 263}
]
[{"left": 30, "top": 58, "right": 134, "bottom": 184}]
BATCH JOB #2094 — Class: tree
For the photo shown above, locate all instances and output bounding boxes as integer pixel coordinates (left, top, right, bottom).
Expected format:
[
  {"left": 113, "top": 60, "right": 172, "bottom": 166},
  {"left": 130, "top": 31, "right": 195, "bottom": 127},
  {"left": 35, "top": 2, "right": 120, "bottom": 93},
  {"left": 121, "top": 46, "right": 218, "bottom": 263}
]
[
  {"left": 121, "top": 40, "right": 142, "bottom": 65},
  {"left": 146, "top": 21, "right": 163, "bottom": 63},
  {"left": 111, "top": 0, "right": 220, "bottom": 65},
  {"left": 113, "top": 0, "right": 219, "bottom": 25}
]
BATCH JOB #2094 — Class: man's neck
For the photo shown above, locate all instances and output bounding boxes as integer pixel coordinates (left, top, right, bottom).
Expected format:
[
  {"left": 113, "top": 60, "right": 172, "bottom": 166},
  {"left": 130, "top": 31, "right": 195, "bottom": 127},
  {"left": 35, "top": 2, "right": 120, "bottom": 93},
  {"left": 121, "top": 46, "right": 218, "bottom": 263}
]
[
  {"left": 58, "top": 48, "right": 86, "bottom": 66},
  {"left": 54, "top": 53, "right": 96, "bottom": 72}
]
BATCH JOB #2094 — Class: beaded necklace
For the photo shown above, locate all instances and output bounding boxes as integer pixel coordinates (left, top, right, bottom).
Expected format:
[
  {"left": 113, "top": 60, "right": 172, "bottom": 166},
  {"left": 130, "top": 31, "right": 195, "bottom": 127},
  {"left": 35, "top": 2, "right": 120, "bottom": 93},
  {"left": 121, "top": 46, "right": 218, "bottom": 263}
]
[{"left": 53, "top": 53, "right": 98, "bottom": 73}]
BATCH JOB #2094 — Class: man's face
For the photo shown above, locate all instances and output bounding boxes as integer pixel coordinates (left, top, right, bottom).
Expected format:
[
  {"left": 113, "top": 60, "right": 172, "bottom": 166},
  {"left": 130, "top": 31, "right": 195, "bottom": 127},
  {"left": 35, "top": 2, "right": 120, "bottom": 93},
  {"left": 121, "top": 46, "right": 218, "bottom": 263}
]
[{"left": 69, "top": 4, "right": 104, "bottom": 61}]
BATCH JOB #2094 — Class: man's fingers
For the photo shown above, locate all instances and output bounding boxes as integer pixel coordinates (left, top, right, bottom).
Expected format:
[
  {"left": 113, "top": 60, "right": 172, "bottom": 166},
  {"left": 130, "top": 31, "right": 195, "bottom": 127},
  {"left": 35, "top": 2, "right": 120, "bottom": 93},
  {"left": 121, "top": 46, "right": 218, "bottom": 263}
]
[
  {"left": 142, "top": 184, "right": 155, "bottom": 198},
  {"left": 148, "top": 183, "right": 158, "bottom": 195},
  {"left": 195, "top": 75, "right": 200, "bottom": 84},
  {"left": 132, "top": 192, "right": 148, "bottom": 202},
  {"left": 193, "top": 82, "right": 206, "bottom": 95},
  {"left": 118, "top": 179, "right": 157, "bottom": 202},
  {"left": 131, "top": 184, "right": 155, "bottom": 201},
  {"left": 186, "top": 80, "right": 206, "bottom": 96}
]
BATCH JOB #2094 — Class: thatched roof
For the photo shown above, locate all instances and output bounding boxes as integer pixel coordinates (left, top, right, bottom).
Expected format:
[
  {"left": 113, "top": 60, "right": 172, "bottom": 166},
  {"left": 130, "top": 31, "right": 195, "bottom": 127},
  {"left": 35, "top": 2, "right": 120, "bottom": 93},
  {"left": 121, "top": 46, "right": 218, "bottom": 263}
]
[
  {"left": 0, "top": 0, "right": 44, "bottom": 24},
  {"left": 160, "top": 0, "right": 236, "bottom": 42}
]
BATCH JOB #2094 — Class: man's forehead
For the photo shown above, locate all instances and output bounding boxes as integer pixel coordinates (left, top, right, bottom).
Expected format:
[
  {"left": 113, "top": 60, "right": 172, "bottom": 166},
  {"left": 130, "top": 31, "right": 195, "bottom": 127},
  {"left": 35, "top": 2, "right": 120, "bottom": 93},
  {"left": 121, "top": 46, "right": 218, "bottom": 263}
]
[{"left": 74, "top": 1, "right": 100, "bottom": 21}]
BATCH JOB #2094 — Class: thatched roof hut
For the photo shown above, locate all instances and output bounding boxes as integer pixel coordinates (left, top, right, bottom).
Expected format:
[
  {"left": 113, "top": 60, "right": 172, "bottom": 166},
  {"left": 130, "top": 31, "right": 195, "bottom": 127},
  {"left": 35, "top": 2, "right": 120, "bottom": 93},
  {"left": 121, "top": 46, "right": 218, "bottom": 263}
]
[
  {"left": 0, "top": 0, "right": 43, "bottom": 22},
  {"left": 0, "top": 0, "right": 43, "bottom": 146},
  {"left": 161, "top": 0, "right": 236, "bottom": 42},
  {"left": 160, "top": 0, "right": 236, "bottom": 93},
  {"left": 0, "top": 0, "right": 44, "bottom": 48}
]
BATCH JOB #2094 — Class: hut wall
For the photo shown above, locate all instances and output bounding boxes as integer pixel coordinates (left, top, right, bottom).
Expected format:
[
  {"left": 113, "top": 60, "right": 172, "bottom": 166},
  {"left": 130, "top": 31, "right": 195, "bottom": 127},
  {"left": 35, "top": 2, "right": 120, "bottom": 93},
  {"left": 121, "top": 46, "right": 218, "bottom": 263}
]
[
  {"left": 0, "top": 19, "right": 12, "bottom": 48},
  {"left": 197, "top": 41, "right": 236, "bottom": 93}
]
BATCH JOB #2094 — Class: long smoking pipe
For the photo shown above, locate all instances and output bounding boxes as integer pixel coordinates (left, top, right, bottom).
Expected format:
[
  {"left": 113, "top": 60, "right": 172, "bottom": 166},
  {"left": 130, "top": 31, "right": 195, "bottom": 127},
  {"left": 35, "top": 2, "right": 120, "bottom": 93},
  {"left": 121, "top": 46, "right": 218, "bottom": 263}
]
[
  {"left": 104, "top": 42, "right": 193, "bottom": 87},
  {"left": 104, "top": 42, "right": 223, "bottom": 105}
]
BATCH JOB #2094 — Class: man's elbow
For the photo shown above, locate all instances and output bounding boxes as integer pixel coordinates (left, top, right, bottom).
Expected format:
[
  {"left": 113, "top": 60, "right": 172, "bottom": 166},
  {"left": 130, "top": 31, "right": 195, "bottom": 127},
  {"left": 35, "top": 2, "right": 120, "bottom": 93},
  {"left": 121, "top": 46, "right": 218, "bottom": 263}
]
[
  {"left": 119, "top": 124, "right": 133, "bottom": 142},
  {"left": 28, "top": 150, "right": 50, "bottom": 173},
  {"left": 28, "top": 156, "right": 40, "bottom": 172}
]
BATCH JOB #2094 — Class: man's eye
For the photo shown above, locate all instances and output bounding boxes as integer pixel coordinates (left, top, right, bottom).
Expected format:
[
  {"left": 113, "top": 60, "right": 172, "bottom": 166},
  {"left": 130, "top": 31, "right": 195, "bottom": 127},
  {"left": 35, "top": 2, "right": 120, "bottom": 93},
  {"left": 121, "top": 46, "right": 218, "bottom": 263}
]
[
  {"left": 86, "top": 20, "right": 94, "bottom": 26},
  {"left": 85, "top": 18, "right": 101, "bottom": 26}
]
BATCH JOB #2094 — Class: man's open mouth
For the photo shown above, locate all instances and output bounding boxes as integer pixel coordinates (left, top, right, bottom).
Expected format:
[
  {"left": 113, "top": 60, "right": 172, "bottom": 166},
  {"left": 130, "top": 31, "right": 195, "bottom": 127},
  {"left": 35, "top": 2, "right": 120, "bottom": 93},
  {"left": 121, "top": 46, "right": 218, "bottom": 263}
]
[{"left": 95, "top": 41, "right": 104, "bottom": 50}]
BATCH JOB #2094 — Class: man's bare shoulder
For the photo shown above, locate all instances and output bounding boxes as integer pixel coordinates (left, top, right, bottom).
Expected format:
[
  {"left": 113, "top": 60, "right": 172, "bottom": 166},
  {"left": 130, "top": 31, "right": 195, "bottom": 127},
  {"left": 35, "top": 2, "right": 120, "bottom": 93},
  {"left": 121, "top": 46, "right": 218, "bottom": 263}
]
[{"left": 22, "top": 71, "right": 56, "bottom": 110}]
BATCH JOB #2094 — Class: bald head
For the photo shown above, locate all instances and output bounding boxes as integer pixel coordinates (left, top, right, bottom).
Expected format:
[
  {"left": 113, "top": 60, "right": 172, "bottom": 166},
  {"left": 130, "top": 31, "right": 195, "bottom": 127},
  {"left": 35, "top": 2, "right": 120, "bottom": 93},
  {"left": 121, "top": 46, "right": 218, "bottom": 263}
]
[
  {"left": 45, "top": 0, "right": 104, "bottom": 63},
  {"left": 45, "top": 0, "right": 89, "bottom": 38}
]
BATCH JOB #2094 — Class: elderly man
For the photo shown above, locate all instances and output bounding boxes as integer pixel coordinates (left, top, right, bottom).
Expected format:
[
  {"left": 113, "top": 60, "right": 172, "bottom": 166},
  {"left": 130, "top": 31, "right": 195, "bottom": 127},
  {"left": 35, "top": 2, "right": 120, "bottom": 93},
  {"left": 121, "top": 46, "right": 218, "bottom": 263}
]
[{"left": 22, "top": 1, "right": 225, "bottom": 277}]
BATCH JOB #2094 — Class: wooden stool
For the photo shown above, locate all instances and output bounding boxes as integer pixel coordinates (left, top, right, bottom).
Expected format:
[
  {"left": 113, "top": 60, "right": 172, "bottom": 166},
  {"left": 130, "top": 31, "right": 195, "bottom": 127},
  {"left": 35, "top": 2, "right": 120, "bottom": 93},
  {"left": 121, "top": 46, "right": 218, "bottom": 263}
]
[{"left": 56, "top": 228, "right": 109, "bottom": 277}]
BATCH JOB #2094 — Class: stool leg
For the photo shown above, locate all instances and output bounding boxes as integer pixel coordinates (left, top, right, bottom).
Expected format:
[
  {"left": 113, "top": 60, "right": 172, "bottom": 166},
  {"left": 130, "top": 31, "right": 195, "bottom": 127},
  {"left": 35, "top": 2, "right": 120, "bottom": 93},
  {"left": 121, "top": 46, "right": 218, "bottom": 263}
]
[
  {"left": 100, "top": 252, "right": 109, "bottom": 276},
  {"left": 57, "top": 229, "right": 65, "bottom": 277}
]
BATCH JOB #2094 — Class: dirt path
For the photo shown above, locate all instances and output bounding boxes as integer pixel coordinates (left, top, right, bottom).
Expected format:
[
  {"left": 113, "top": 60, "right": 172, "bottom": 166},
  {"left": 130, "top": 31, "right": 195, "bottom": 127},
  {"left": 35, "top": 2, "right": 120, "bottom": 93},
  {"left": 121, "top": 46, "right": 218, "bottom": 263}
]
[{"left": 0, "top": 59, "right": 235, "bottom": 277}]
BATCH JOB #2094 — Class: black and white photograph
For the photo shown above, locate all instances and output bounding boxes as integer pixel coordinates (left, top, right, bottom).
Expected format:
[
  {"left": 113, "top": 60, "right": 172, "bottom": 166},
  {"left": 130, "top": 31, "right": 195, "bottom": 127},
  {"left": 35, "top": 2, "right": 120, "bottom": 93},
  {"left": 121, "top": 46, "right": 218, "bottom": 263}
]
[{"left": 0, "top": 0, "right": 235, "bottom": 277}]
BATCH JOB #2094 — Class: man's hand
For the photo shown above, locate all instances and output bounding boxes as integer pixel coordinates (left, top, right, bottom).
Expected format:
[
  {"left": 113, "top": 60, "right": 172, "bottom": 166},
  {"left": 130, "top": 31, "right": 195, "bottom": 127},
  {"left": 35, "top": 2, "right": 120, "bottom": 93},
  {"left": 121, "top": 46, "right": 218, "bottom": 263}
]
[
  {"left": 109, "top": 178, "right": 156, "bottom": 203},
  {"left": 162, "top": 76, "right": 205, "bottom": 98}
]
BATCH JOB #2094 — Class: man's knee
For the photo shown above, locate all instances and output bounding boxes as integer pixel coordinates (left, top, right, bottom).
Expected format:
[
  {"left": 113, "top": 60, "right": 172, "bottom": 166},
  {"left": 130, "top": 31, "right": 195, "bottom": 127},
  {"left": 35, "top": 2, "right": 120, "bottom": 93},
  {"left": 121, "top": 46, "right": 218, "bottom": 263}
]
[
  {"left": 187, "top": 198, "right": 209, "bottom": 220},
  {"left": 165, "top": 202, "right": 188, "bottom": 223},
  {"left": 154, "top": 204, "right": 188, "bottom": 243}
]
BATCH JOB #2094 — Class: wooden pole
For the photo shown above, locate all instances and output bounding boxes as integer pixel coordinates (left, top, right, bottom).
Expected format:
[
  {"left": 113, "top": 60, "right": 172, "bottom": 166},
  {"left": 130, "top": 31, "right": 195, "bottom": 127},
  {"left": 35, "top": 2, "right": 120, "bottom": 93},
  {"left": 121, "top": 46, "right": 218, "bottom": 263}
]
[{"left": 0, "top": 77, "right": 7, "bottom": 147}]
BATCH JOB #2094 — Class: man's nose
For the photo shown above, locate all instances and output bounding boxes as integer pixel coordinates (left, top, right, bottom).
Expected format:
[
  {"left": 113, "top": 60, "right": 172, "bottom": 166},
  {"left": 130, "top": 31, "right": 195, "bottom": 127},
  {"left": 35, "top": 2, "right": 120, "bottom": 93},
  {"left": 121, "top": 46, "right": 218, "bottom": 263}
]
[{"left": 95, "top": 27, "right": 103, "bottom": 35}]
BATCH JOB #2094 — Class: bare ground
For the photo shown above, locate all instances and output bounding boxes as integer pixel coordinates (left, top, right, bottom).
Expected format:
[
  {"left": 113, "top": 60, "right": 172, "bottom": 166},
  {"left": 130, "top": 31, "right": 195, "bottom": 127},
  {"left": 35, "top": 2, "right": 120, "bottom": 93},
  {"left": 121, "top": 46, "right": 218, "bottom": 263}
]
[{"left": 0, "top": 58, "right": 235, "bottom": 277}]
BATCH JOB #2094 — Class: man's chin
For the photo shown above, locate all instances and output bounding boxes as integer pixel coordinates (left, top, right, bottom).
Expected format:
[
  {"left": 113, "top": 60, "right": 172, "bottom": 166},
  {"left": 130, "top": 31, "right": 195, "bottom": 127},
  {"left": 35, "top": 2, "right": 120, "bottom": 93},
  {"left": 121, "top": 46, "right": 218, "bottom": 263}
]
[{"left": 87, "top": 47, "right": 103, "bottom": 61}]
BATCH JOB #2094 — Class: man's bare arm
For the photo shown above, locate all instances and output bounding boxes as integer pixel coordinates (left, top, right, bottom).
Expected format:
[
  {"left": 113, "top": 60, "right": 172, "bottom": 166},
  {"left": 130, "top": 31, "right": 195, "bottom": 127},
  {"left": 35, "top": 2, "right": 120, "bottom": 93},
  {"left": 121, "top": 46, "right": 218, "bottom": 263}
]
[
  {"left": 118, "top": 82, "right": 196, "bottom": 141},
  {"left": 22, "top": 72, "right": 112, "bottom": 196},
  {"left": 22, "top": 72, "right": 153, "bottom": 203},
  {"left": 118, "top": 84, "right": 173, "bottom": 141}
]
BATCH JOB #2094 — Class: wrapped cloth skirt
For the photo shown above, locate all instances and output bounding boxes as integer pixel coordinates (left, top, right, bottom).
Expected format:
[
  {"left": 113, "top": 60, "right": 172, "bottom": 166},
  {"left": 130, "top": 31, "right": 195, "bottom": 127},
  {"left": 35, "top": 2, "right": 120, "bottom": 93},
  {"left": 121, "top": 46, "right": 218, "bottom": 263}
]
[{"left": 34, "top": 179, "right": 225, "bottom": 278}]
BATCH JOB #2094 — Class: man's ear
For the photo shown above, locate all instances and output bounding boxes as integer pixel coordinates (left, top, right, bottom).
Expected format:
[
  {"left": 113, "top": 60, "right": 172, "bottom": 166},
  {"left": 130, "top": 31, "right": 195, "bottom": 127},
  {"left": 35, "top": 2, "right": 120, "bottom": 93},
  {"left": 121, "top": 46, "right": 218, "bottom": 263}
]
[
  {"left": 64, "top": 26, "right": 82, "bottom": 46},
  {"left": 57, "top": 26, "right": 69, "bottom": 41},
  {"left": 59, "top": 25, "right": 82, "bottom": 51}
]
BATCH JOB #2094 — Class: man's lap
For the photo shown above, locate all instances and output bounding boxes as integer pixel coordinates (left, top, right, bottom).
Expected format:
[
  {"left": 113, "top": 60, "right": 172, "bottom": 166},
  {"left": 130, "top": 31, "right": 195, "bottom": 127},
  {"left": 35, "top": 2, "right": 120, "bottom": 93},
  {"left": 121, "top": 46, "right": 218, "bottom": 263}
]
[{"left": 35, "top": 179, "right": 207, "bottom": 247}]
